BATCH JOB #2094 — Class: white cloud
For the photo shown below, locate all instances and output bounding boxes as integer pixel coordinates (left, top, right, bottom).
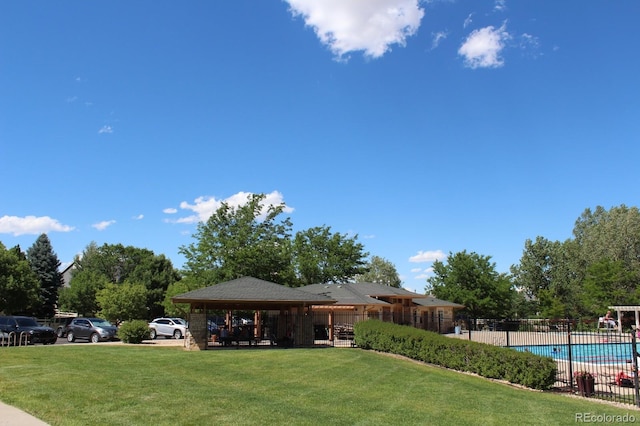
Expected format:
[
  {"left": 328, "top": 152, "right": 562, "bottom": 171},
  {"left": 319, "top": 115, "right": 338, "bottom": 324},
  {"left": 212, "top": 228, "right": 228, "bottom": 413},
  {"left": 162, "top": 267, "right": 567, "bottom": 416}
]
[
  {"left": 494, "top": 0, "right": 507, "bottom": 12},
  {"left": 285, "top": 0, "right": 425, "bottom": 59},
  {"left": 163, "top": 208, "right": 178, "bottom": 214},
  {"left": 92, "top": 220, "right": 115, "bottom": 231},
  {"left": 458, "top": 22, "right": 510, "bottom": 68},
  {"left": 133, "top": 214, "right": 144, "bottom": 220},
  {"left": 98, "top": 125, "right": 113, "bottom": 134},
  {"left": 409, "top": 250, "right": 446, "bottom": 263},
  {"left": 171, "top": 191, "right": 294, "bottom": 225},
  {"left": 414, "top": 267, "right": 434, "bottom": 279},
  {"left": 463, "top": 13, "right": 473, "bottom": 29},
  {"left": 431, "top": 31, "right": 447, "bottom": 49},
  {"left": 519, "top": 33, "right": 540, "bottom": 56},
  {"left": 0, "top": 215, "right": 75, "bottom": 236},
  {"left": 410, "top": 267, "right": 422, "bottom": 273}
]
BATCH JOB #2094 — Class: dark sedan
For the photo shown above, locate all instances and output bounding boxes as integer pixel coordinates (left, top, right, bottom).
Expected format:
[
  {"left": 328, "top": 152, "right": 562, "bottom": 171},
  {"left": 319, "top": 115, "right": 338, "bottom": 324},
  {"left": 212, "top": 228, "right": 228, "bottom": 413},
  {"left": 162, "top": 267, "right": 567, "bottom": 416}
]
[{"left": 0, "top": 316, "right": 57, "bottom": 345}]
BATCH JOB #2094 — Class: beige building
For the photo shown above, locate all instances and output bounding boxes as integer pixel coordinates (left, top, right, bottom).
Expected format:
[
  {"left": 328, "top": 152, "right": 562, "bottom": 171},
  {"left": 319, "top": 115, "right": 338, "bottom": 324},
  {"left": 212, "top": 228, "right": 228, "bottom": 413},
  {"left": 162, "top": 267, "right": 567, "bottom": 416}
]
[{"left": 298, "top": 282, "right": 464, "bottom": 336}]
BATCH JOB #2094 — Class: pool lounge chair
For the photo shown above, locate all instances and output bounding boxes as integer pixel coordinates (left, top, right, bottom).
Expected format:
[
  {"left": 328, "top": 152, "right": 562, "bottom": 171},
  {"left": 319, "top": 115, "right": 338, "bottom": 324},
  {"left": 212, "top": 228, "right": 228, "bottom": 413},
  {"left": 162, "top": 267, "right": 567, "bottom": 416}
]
[{"left": 598, "top": 316, "right": 618, "bottom": 332}]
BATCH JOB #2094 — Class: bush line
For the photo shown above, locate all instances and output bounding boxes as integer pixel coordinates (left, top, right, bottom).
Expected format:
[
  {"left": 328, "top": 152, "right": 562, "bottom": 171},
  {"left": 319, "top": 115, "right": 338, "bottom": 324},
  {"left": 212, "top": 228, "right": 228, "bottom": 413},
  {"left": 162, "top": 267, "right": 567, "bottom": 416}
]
[
  {"left": 354, "top": 320, "right": 557, "bottom": 390},
  {"left": 118, "top": 320, "right": 151, "bottom": 344}
]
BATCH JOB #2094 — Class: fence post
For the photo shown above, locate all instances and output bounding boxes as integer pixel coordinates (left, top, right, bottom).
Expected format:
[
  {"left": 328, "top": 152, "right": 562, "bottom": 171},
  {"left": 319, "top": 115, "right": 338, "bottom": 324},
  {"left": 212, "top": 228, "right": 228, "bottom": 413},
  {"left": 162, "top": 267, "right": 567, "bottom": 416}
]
[
  {"left": 567, "top": 320, "right": 574, "bottom": 391},
  {"left": 631, "top": 331, "right": 640, "bottom": 408}
]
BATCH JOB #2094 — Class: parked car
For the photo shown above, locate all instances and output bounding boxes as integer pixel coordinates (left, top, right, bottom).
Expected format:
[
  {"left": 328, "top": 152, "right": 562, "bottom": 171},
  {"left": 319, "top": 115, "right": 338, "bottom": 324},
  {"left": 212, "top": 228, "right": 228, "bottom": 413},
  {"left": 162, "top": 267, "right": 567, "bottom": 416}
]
[
  {"left": 65, "top": 318, "right": 118, "bottom": 343},
  {"left": 0, "top": 330, "right": 9, "bottom": 346},
  {"left": 53, "top": 317, "right": 76, "bottom": 338},
  {"left": 148, "top": 318, "right": 188, "bottom": 339},
  {"left": 0, "top": 316, "right": 57, "bottom": 345},
  {"left": 232, "top": 316, "right": 253, "bottom": 326}
]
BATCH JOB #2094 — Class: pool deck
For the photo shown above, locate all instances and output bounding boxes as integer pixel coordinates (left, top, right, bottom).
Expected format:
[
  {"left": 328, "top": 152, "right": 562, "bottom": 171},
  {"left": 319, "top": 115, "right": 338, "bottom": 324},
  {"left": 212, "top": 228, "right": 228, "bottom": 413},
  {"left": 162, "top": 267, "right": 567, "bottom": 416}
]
[
  {"left": 445, "top": 329, "right": 629, "bottom": 346},
  {"left": 446, "top": 330, "right": 639, "bottom": 400}
]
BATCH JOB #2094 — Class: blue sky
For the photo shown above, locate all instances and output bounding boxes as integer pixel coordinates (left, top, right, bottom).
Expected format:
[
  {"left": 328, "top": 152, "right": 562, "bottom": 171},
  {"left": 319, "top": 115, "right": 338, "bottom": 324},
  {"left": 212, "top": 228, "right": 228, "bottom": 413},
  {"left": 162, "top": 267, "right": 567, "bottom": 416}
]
[{"left": 1, "top": 1, "right": 639, "bottom": 293}]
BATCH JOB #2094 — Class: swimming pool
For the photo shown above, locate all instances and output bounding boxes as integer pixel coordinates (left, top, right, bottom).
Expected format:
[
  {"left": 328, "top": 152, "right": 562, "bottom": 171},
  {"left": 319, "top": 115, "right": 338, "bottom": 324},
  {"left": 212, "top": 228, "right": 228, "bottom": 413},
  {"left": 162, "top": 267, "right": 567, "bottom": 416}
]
[{"left": 512, "top": 343, "right": 639, "bottom": 364}]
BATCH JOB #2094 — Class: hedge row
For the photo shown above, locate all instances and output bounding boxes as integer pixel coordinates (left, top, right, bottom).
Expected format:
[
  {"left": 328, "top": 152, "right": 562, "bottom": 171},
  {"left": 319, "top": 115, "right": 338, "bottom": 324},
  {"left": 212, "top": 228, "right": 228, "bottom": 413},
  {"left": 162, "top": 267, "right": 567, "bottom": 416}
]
[
  {"left": 353, "top": 320, "right": 557, "bottom": 390},
  {"left": 118, "top": 320, "right": 151, "bottom": 344}
]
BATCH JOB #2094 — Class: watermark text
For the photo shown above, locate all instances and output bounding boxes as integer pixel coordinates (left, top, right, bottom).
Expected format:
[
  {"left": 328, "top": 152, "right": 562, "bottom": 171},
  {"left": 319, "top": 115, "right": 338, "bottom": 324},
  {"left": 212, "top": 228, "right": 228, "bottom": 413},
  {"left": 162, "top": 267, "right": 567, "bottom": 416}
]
[{"left": 576, "top": 412, "right": 636, "bottom": 423}]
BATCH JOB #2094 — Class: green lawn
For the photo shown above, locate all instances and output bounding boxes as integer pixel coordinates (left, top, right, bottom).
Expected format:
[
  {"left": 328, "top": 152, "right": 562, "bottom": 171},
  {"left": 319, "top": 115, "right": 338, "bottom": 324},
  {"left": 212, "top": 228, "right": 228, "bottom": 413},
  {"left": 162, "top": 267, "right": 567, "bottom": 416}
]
[{"left": 0, "top": 344, "right": 637, "bottom": 425}]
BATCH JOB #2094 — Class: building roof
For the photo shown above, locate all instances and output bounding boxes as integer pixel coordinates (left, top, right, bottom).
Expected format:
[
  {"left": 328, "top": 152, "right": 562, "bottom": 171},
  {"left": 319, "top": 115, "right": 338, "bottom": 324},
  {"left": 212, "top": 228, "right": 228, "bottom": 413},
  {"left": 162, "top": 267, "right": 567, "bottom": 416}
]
[
  {"left": 413, "top": 295, "right": 465, "bottom": 308},
  {"left": 299, "top": 282, "right": 435, "bottom": 307},
  {"left": 172, "top": 276, "right": 336, "bottom": 310},
  {"left": 299, "top": 283, "right": 388, "bottom": 306}
]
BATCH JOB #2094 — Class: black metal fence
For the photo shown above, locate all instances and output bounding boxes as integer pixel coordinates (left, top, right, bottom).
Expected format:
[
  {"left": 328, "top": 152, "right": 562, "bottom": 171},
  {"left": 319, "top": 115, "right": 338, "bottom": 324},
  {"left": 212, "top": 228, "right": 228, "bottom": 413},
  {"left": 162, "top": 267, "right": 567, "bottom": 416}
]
[{"left": 450, "top": 318, "right": 640, "bottom": 406}]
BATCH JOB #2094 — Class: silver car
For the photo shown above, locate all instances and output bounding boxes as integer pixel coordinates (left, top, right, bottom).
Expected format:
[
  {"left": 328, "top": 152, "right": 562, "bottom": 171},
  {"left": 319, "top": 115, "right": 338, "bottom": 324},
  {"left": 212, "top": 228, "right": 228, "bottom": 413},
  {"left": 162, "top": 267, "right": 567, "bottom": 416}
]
[
  {"left": 66, "top": 318, "right": 118, "bottom": 343},
  {"left": 148, "top": 318, "right": 188, "bottom": 339}
]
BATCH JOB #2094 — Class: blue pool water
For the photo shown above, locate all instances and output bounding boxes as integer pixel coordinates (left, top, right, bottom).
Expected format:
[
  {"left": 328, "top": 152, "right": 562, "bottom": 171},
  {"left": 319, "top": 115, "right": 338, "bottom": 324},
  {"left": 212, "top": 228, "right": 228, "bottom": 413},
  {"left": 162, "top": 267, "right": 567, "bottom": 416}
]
[{"left": 512, "top": 343, "right": 640, "bottom": 364}]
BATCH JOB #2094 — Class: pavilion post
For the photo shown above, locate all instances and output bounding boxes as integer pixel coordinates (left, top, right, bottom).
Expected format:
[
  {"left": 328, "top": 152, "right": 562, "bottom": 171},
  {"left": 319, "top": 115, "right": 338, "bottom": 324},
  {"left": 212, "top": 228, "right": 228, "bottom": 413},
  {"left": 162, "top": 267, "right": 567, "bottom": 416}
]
[{"left": 618, "top": 309, "right": 623, "bottom": 333}]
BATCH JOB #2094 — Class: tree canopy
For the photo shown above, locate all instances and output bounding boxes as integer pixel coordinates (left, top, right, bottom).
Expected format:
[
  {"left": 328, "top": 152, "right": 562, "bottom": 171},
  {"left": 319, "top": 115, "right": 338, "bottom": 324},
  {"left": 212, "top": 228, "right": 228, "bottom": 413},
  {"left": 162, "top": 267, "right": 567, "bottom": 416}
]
[
  {"left": 510, "top": 236, "right": 578, "bottom": 318},
  {"left": 179, "top": 193, "right": 295, "bottom": 285},
  {"left": 354, "top": 255, "right": 401, "bottom": 287},
  {"left": 96, "top": 282, "right": 148, "bottom": 323},
  {"left": 180, "top": 193, "right": 370, "bottom": 288},
  {"left": 512, "top": 205, "right": 640, "bottom": 318},
  {"left": 0, "top": 243, "right": 40, "bottom": 314},
  {"left": 292, "top": 226, "right": 369, "bottom": 285},
  {"left": 60, "top": 242, "right": 179, "bottom": 319},
  {"left": 426, "top": 250, "right": 515, "bottom": 319}
]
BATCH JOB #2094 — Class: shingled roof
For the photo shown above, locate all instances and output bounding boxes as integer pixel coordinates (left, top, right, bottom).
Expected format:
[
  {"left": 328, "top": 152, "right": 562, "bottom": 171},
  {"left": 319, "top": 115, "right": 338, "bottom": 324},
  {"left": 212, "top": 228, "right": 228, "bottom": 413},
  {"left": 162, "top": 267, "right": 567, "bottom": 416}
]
[
  {"left": 172, "top": 276, "right": 336, "bottom": 310},
  {"left": 298, "top": 282, "right": 430, "bottom": 307},
  {"left": 413, "top": 295, "right": 465, "bottom": 308}
]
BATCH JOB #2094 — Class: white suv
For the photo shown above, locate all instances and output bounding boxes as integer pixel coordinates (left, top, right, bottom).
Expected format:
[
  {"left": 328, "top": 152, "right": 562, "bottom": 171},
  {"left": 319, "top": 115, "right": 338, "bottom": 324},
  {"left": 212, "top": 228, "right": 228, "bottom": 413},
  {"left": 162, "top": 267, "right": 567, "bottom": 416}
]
[{"left": 148, "top": 318, "right": 188, "bottom": 339}]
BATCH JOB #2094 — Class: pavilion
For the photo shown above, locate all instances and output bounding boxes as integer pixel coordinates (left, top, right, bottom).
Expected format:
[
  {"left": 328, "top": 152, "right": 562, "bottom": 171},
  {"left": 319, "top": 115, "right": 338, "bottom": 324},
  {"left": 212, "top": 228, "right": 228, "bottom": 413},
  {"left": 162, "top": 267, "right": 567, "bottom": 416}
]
[
  {"left": 172, "top": 276, "right": 336, "bottom": 350},
  {"left": 608, "top": 305, "right": 640, "bottom": 334}
]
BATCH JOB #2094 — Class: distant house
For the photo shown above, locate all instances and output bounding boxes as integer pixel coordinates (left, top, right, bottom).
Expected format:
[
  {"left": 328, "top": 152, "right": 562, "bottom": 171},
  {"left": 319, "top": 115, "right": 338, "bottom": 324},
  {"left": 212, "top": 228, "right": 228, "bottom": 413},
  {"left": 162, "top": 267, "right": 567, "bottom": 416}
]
[
  {"left": 60, "top": 263, "right": 75, "bottom": 288},
  {"left": 298, "top": 282, "right": 464, "bottom": 336}
]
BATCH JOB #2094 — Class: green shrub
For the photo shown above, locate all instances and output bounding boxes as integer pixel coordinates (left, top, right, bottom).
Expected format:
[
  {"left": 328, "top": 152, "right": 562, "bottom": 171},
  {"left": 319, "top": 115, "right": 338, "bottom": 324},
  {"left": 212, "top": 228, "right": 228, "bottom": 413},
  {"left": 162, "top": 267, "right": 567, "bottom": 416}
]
[
  {"left": 118, "top": 320, "right": 151, "bottom": 344},
  {"left": 354, "top": 320, "right": 557, "bottom": 390}
]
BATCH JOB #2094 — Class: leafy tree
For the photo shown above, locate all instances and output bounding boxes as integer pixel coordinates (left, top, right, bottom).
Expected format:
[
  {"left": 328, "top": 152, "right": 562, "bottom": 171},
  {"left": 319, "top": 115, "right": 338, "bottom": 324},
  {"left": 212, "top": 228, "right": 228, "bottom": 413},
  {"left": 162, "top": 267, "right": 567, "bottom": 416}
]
[
  {"left": 125, "top": 254, "right": 181, "bottom": 319},
  {"left": 354, "top": 255, "right": 401, "bottom": 287},
  {"left": 26, "top": 234, "right": 63, "bottom": 318},
  {"left": 426, "top": 250, "right": 515, "bottom": 320},
  {"left": 63, "top": 242, "right": 179, "bottom": 318},
  {"left": 163, "top": 276, "right": 200, "bottom": 317},
  {"left": 180, "top": 193, "right": 295, "bottom": 286},
  {"left": 292, "top": 226, "right": 369, "bottom": 285},
  {"left": 582, "top": 259, "right": 639, "bottom": 315},
  {"left": 571, "top": 205, "right": 640, "bottom": 316},
  {"left": 510, "top": 237, "right": 579, "bottom": 318},
  {"left": 96, "top": 282, "right": 148, "bottom": 323},
  {"left": 573, "top": 205, "right": 640, "bottom": 272},
  {"left": 0, "top": 243, "right": 40, "bottom": 314},
  {"left": 58, "top": 269, "right": 109, "bottom": 316}
]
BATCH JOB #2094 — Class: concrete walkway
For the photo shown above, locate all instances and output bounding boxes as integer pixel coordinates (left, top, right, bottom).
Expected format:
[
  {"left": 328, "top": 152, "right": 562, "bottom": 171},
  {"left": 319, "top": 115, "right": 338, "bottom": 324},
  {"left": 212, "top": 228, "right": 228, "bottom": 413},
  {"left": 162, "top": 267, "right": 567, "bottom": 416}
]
[{"left": 0, "top": 402, "right": 48, "bottom": 426}]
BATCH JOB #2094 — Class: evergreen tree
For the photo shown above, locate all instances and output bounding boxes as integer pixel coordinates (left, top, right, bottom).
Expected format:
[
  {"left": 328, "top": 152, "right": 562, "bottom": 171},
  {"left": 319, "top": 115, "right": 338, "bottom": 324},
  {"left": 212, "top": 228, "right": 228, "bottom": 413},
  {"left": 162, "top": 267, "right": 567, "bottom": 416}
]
[{"left": 27, "top": 234, "right": 63, "bottom": 318}]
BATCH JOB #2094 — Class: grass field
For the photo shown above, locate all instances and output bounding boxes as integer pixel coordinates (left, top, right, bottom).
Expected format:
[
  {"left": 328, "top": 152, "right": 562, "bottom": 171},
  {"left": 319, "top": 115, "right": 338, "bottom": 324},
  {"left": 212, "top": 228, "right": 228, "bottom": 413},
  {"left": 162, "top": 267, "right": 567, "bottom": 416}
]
[{"left": 0, "top": 344, "right": 637, "bottom": 425}]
